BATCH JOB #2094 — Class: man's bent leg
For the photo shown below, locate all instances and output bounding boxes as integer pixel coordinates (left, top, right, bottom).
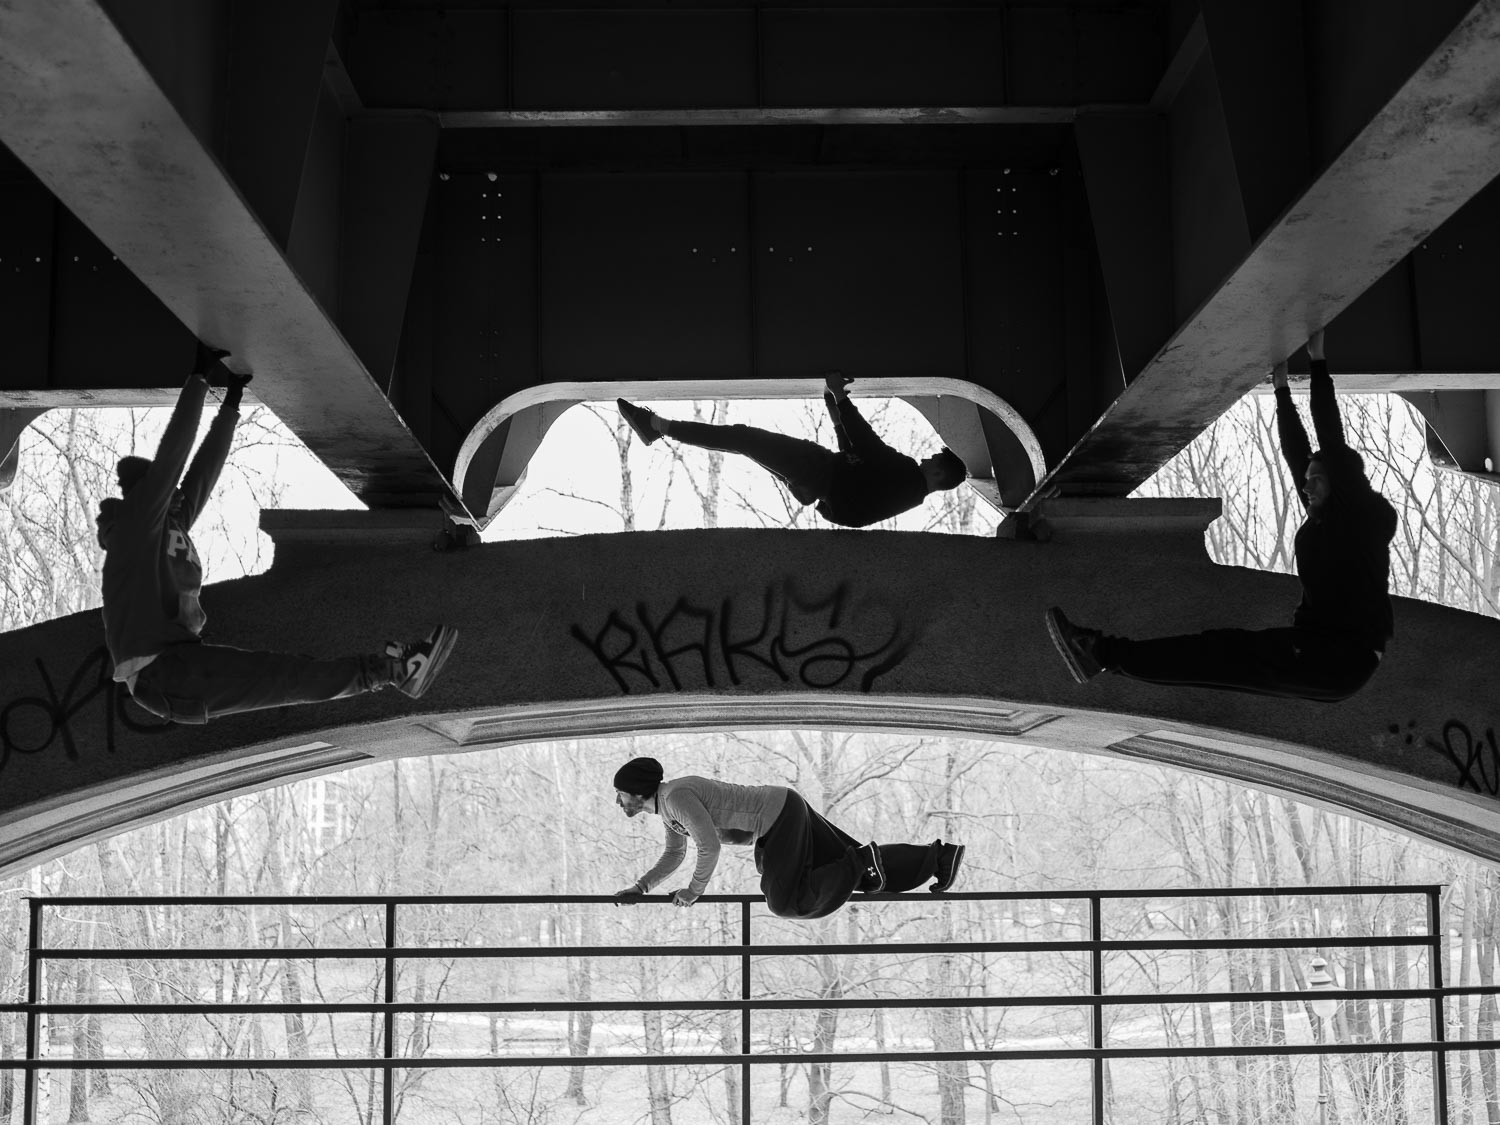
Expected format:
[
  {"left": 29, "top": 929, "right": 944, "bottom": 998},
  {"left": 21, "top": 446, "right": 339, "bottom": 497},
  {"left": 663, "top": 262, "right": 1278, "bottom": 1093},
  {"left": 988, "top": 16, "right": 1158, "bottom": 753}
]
[
  {"left": 1105, "top": 628, "right": 1376, "bottom": 701},
  {"left": 132, "top": 642, "right": 387, "bottom": 723},
  {"left": 667, "top": 421, "right": 836, "bottom": 502},
  {"left": 757, "top": 792, "right": 864, "bottom": 919}
]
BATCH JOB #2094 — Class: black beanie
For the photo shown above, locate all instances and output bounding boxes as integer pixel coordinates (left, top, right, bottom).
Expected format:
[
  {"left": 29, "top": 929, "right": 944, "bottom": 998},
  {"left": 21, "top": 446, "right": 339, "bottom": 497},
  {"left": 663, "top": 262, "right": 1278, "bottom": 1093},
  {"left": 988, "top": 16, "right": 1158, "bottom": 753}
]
[{"left": 613, "top": 757, "right": 664, "bottom": 796}]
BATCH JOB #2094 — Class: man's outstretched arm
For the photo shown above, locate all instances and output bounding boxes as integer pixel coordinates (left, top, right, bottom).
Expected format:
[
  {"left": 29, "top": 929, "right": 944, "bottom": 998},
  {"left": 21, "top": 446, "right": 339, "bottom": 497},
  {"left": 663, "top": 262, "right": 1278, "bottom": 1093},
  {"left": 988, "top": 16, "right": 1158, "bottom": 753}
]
[
  {"left": 822, "top": 372, "right": 890, "bottom": 461},
  {"left": 178, "top": 365, "right": 251, "bottom": 529},
  {"left": 1272, "top": 359, "right": 1312, "bottom": 509},
  {"left": 1305, "top": 330, "right": 1349, "bottom": 453},
  {"left": 622, "top": 826, "right": 686, "bottom": 898},
  {"left": 135, "top": 373, "right": 210, "bottom": 525}
]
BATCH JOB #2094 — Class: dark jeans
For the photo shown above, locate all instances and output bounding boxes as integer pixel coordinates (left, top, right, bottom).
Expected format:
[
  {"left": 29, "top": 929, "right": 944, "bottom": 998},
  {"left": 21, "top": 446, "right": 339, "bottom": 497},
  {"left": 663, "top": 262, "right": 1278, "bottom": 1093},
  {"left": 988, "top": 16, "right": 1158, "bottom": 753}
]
[
  {"left": 1105, "top": 627, "right": 1380, "bottom": 702},
  {"left": 130, "top": 641, "right": 383, "bottom": 724},
  {"left": 668, "top": 420, "right": 836, "bottom": 505},
  {"left": 754, "top": 792, "right": 942, "bottom": 919}
]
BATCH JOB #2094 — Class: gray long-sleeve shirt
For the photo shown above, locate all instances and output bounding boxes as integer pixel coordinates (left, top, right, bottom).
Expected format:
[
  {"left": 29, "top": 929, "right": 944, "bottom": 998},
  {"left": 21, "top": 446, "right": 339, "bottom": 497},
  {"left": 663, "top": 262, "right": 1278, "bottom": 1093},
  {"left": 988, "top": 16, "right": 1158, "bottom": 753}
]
[{"left": 637, "top": 777, "right": 789, "bottom": 895}]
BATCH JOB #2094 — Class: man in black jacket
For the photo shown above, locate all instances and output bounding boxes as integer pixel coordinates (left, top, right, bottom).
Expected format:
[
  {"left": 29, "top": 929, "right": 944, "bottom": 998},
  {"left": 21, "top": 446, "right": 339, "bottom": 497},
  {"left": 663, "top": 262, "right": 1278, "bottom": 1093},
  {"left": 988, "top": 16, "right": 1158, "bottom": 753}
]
[
  {"left": 616, "top": 373, "right": 967, "bottom": 528},
  {"left": 96, "top": 343, "right": 458, "bottom": 724},
  {"left": 1045, "top": 330, "right": 1397, "bottom": 702}
]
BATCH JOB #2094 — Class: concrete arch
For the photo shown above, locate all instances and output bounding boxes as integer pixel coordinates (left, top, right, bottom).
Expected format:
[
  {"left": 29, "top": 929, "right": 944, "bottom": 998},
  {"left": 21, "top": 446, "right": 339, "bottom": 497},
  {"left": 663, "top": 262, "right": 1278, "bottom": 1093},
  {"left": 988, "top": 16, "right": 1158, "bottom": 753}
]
[
  {"left": 2, "top": 500, "right": 1497, "bottom": 875},
  {"left": 451, "top": 378, "right": 1048, "bottom": 525}
]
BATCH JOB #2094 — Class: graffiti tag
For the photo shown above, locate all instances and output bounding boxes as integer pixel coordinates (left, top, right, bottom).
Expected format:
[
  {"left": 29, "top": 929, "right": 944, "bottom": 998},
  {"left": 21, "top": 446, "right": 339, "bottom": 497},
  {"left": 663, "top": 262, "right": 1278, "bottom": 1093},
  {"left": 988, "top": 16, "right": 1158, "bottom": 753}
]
[
  {"left": 1, "top": 647, "right": 165, "bottom": 775},
  {"left": 571, "top": 580, "right": 917, "bottom": 695},
  {"left": 1393, "top": 718, "right": 1500, "bottom": 796}
]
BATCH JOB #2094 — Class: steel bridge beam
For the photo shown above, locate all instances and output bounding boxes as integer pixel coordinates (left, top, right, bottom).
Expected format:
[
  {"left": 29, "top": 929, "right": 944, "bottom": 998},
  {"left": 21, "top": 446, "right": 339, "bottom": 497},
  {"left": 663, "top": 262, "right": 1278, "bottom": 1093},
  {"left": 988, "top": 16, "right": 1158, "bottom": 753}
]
[
  {"left": 1034, "top": 0, "right": 1500, "bottom": 504},
  {"left": 0, "top": 0, "right": 453, "bottom": 507}
]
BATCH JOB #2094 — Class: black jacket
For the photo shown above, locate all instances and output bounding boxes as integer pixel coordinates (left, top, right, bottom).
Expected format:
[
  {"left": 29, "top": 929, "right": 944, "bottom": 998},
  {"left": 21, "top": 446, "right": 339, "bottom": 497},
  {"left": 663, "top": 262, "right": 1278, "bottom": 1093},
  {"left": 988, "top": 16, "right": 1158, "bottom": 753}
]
[
  {"left": 816, "top": 395, "right": 929, "bottom": 528},
  {"left": 1276, "top": 360, "right": 1398, "bottom": 650}
]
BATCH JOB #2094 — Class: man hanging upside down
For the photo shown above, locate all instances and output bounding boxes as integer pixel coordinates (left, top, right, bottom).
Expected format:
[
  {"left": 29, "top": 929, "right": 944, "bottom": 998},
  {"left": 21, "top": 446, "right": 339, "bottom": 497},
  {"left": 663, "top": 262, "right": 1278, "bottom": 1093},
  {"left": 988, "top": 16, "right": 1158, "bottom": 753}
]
[
  {"left": 1045, "top": 330, "right": 1397, "bottom": 702},
  {"left": 97, "top": 343, "right": 458, "bottom": 724},
  {"left": 616, "top": 372, "right": 967, "bottom": 528}
]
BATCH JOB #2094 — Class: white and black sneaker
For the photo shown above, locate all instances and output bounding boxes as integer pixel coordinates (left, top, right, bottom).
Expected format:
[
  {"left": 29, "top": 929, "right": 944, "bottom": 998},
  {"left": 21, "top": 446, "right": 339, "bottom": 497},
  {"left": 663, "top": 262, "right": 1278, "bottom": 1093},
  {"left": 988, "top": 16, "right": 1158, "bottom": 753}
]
[
  {"left": 930, "top": 842, "right": 966, "bottom": 893},
  {"left": 856, "top": 843, "right": 886, "bottom": 893},
  {"left": 1045, "top": 607, "right": 1105, "bottom": 684},
  {"left": 388, "top": 625, "right": 459, "bottom": 699}
]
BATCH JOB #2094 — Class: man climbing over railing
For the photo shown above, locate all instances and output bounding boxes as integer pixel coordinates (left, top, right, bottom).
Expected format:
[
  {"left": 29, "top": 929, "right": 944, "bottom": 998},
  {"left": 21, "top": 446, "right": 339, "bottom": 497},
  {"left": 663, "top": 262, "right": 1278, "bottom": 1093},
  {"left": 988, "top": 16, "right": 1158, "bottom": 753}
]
[
  {"left": 95, "top": 342, "right": 458, "bottom": 724},
  {"left": 610, "top": 756, "right": 964, "bottom": 918},
  {"left": 1045, "top": 329, "right": 1398, "bottom": 701},
  {"left": 615, "top": 372, "right": 967, "bottom": 527}
]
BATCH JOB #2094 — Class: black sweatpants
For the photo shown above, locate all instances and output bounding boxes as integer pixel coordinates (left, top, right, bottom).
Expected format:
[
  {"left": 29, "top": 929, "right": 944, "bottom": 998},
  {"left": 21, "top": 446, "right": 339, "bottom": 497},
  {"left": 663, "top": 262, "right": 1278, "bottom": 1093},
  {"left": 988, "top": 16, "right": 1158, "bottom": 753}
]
[
  {"left": 754, "top": 791, "right": 941, "bottom": 919},
  {"left": 667, "top": 420, "right": 837, "bottom": 505},
  {"left": 130, "top": 641, "right": 385, "bottom": 724},
  {"left": 1104, "top": 627, "right": 1380, "bottom": 702}
]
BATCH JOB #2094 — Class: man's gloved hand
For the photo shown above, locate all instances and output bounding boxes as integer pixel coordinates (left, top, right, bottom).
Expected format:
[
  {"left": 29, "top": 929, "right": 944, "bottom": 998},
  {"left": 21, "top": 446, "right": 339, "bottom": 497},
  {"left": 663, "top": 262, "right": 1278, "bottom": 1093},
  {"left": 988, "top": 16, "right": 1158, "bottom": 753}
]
[
  {"left": 823, "top": 371, "right": 854, "bottom": 396},
  {"left": 671, "top": 888, "right": 700, "bottom": 908},
  {"left": 614, "top": 884, "right": 645, "bottom": 906}
]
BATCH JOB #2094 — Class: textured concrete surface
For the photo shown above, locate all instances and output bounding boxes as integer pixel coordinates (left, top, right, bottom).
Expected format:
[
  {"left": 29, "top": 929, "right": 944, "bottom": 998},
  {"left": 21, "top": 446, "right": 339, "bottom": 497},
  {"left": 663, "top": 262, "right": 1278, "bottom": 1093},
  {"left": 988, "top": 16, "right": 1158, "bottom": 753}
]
[{"left": 1, "top": 503, "right": 1497, "bottom": 874}]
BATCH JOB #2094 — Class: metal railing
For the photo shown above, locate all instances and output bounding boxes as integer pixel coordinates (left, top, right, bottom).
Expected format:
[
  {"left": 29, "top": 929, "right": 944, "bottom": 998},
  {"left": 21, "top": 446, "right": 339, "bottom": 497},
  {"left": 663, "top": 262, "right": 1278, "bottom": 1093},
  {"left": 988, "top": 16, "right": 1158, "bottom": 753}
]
[{"left": 6, "top": 885, "right": 1499, "bottom": 1125}]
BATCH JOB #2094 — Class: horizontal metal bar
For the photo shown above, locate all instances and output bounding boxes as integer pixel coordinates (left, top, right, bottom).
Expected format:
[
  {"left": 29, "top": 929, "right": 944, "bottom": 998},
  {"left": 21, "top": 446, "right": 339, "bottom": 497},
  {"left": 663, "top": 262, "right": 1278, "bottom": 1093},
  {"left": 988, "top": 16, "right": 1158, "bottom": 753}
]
[
  {"left": 31, "top": 934, "right": 1433, "bottom": 962},
  {"left": 436, "top": 107, "right": 1078, "bottom": 129},
  {"left": 15, "top": 1041, "right": 1500, "bottom": 1072},
  {"left": 6, "top": 983, "right": 1497, "bottom": 1018},
  {"left": 26, "top": 886, "right": 1440, "bottom": 907}
]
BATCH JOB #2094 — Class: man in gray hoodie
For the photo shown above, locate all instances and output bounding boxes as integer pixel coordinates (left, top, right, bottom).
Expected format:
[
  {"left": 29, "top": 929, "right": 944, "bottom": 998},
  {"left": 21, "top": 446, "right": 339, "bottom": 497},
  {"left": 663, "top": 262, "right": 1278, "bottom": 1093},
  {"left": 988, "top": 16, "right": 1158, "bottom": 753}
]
[
  {"left": 96, "top": 343, "right": 457, "bottom": 724},
  {"left": 611, "top": 756, "right": 964, "bottom": 919}
]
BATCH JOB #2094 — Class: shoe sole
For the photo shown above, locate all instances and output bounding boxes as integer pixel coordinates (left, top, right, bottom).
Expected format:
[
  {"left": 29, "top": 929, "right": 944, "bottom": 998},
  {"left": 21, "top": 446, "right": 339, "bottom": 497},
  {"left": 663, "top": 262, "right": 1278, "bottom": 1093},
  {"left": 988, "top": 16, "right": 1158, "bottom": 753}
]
[
  {"left": 931, "top": 844, "right": 965, "bottom": 893},
  {"left": 400, "top": 626, "right": 459, "bottom": 699},
  {"left": 617, "top": 401, "right": 661, "bottom": 446},
  {"left": 1044, "top": 608, "right": 1092, "bottom": 685}
]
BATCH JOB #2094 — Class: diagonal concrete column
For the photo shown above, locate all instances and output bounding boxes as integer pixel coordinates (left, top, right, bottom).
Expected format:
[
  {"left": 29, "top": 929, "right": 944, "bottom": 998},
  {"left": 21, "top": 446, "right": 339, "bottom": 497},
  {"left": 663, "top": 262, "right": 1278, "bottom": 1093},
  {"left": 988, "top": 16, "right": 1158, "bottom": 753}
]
[
  {"left": 2, "top": 505, "right": 1498, "bottom": 875},
  {"left": 0, "top": 0, "right": 454, "bottom": 508},
  {"left": 1031, "top": 0, "right": 1500, "bottom": 505}
]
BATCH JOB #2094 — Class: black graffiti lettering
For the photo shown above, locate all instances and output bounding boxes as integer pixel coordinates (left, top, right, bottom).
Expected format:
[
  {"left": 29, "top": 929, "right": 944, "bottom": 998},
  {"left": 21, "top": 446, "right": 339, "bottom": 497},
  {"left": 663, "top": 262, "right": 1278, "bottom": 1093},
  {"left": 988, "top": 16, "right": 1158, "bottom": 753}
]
[
  {"left": 569, "top": 614, "right": 659, "bottom": 694},
  {"left": 857, "top": 635, "right": 916, "bottom": 692},
  {"left": 790, "top": 638, "right": 859, "bottom": 689},
  {"left": 720, "top": 588, "right": 786, "bottom": 685},
  {"left": 778, "top": 581, "right": 908, "bottom": 689},
  {"left": 638, "top": 599, "right": 717, "bottom": 690},
  {"left": 1409, "top": 717, "right": 1500, "bottom": 795},
  {"left": 0, "top": 647, "right": 164, "bottom": 775},
  {"left": 574, "top": 580, "right": 915, "bottom": 695}
]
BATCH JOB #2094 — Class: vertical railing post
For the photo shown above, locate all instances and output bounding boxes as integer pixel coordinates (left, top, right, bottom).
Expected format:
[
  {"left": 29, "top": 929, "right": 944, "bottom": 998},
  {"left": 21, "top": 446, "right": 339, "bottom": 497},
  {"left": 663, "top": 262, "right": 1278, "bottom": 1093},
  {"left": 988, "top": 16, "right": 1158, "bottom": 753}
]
[
  {"left": 22, "top": 899, "right": 43, "bottom": 1125},
  {"left": 1427, "top": 887, "right": 1449, "bottom": 1125},
  {"left": 741, "top": 899, "right": 752, "bottom": 1125},
  {"left": 1090, "top": 895, "right": 1104, "bottom": 1125},
  {"left": 383, "top": 901, "right": 398, "bottom": 1125}
]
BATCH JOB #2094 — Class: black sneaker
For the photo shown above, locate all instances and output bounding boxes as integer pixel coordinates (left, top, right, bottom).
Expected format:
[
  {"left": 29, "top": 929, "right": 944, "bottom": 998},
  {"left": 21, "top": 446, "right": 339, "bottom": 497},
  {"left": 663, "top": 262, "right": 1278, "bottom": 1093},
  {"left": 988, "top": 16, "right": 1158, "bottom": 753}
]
[
  {"left": 193, "top": 342, "right": 232, "bottom": 379},
  {"left": 387, "top": 625, "right": 459, "bottom": 699},
  {"left": 1045, "top": 607, "right": 1104, "bottom": 684},
  {"left": 930, "top": 842, "right": 965, "bottom": 893},
  {"left": 855, "top": 843, "right": 886, "bottom": 893},
  {"left": 617, "top": 399, "right": 663, "bottom": 446}
]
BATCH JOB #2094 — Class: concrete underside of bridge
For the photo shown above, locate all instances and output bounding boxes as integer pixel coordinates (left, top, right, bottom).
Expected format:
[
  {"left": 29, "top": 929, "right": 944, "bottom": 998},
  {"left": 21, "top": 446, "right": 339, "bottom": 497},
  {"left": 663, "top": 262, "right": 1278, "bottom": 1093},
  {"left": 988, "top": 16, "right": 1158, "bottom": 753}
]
[
  {"left": 2, "top": 503, "right": 1497, "bottom": 876},
  {"left": 3, "top": 0, "right": 1500, "bottom": 510}
]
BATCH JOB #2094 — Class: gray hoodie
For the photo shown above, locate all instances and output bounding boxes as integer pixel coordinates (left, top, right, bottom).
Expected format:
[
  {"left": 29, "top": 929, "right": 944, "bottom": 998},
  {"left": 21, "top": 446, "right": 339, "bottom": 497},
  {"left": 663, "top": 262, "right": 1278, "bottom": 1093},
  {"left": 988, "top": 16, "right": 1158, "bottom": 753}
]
[{"left": 638, "top": 777, "right": 789, "bottom": 895}]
